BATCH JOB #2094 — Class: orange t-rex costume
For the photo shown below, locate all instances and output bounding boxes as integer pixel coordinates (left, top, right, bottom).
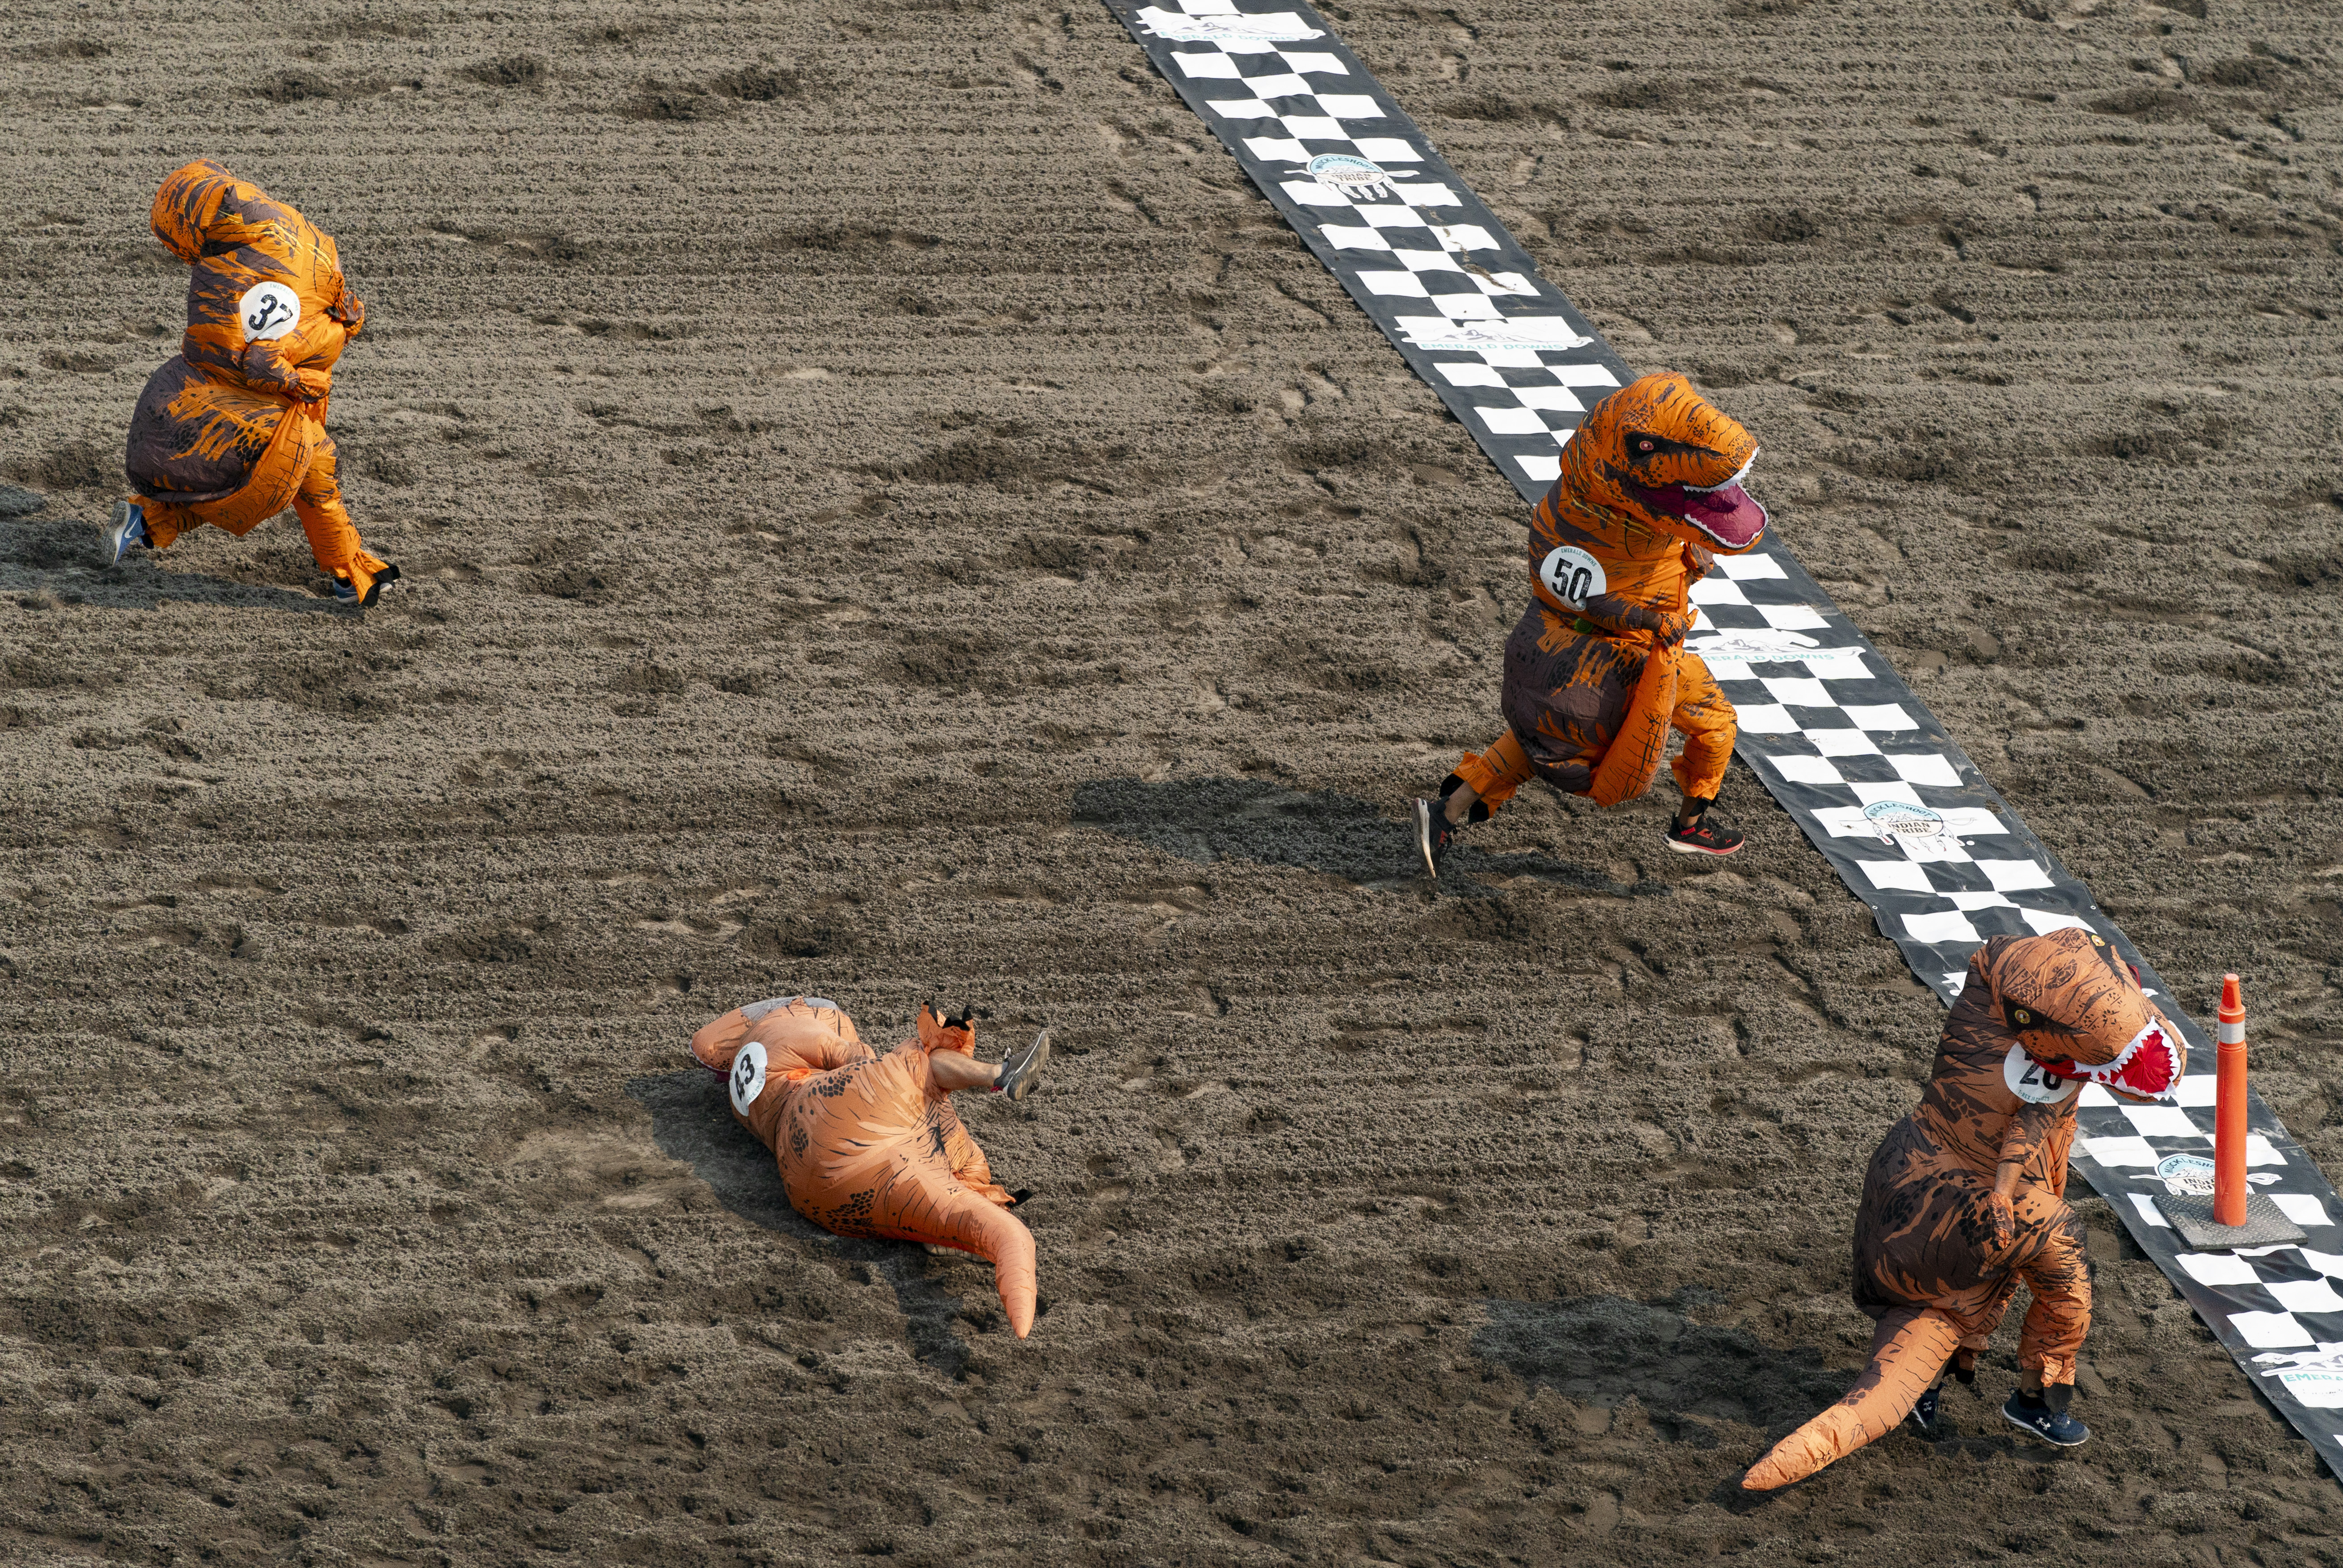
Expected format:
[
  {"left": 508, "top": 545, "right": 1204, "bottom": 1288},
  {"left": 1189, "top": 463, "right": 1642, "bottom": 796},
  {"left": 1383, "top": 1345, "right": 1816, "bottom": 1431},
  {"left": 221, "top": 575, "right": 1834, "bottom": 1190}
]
[
  {"left": 119, "top": 159, "right": 394, "bottom": 603},
  {"left": 690, "top": 997, "right": 1042, "bottom": 1337},
  {"left": 1447, "top": 371, "right": 1769, "bottom": 813},
  {"left": 1743, "top": 929, "right": 2187, "bottom": 1489}
]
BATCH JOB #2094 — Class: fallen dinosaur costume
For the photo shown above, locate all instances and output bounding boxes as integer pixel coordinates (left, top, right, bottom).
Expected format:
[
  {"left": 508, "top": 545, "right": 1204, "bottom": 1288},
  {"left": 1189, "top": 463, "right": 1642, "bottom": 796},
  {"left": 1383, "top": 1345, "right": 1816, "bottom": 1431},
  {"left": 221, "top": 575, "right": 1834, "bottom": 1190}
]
[
  {"left": 1743, "top": 929, "right": 2186, "bottom": 1488},
  {"left": 692, "top": 997, "right": 1052, "bottom": 1337},
  {"left": 107, "top": 159, "right": 398, "bottom": 605},
  {"left": 1416, "top": 371, "right": 1770, "bottom": 871}
]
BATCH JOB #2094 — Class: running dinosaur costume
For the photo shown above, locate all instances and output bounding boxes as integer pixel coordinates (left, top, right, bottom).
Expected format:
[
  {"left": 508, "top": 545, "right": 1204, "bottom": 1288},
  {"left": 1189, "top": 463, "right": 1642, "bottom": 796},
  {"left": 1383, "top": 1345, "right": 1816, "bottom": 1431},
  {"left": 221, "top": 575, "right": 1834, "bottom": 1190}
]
[
  {"left": 1431, "top": 373, "right": 1769, "bottom": 854},
  {"left": 1743, "top": 929, "right": 2186, "bottom": 1489},
  {"left": 692, "top": 997, "right": 1044, "bottom": 1337},
  {"left": 117, "top": 159, "right": 394, "bottom": 603}
]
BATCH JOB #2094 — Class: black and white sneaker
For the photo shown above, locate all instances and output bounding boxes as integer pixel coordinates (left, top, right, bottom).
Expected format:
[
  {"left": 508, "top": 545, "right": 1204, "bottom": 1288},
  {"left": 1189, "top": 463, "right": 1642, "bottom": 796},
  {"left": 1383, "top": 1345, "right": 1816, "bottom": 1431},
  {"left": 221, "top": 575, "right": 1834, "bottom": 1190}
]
[
  {"left": 1665, "top": 808, "right": 1744, "bottom": 857},
  {"left": 1414, "top": 798, "right": 1464, "bottom": 878},
  {"left": 993, "top": 1026, "right": 1051, "bottom": 1102},
  {"left": 1907, "top": 1387, "right": 1946, "bottom": 1437},
  {"left": 2002, "top": 1391, "right": 2089, "bottom": 1447}
]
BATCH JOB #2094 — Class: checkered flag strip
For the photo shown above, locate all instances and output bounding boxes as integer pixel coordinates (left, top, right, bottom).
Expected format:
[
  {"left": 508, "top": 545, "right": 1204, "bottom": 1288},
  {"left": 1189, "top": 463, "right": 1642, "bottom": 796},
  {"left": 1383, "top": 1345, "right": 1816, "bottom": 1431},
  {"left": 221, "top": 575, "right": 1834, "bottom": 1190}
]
[
  {"left": 1110, "top": 0, "right": 1631, "bottom": 491},
  {"left": 1110, "top": 0, "right": 2343, "bottom": 1479}
]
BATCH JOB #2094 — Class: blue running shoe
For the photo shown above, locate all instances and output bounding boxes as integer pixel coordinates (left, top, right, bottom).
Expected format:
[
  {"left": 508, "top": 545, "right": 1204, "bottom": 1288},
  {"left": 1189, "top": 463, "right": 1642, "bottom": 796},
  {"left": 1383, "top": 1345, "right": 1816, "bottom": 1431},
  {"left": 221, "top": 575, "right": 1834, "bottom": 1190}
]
[
  {"left": 2002, "top": 1391, "right": 2089, "bottom": 1446},
  {"left": 103, "top": 501, "right": 146, "bottom": 565}
]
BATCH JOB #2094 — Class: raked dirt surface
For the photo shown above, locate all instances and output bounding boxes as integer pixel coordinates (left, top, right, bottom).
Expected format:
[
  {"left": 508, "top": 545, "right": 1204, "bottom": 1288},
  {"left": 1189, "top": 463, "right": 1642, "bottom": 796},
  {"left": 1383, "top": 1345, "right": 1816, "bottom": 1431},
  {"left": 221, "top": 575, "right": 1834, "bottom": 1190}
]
[{"left": 2, "top": 0, "right": 2342, "bottom": 1563}]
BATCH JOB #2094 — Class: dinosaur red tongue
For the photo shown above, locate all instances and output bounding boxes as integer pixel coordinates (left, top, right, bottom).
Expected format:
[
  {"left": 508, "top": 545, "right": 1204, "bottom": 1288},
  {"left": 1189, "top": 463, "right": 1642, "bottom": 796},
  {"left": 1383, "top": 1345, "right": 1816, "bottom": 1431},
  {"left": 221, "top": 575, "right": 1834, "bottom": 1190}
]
[{"left": 1675, "top": 482, "right": 1768, "bottom": 550}]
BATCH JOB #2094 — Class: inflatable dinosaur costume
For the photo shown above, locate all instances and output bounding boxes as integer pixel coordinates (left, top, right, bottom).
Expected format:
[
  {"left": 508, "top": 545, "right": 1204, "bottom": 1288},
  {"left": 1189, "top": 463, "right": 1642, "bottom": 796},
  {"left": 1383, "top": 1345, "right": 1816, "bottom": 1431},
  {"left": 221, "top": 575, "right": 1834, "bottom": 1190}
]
[
  {"left": 692, "top": 997, "right": 1052, "bottom": 1337},
  {"left": 1417, "top": 371, "right": 1769, "bottom": 871},
  {"left": 1743, "top": 929, "right": 2186, "bottom": 1488},
  {"left": 107, "top": 159, "right": 397, "bottom": 605}
]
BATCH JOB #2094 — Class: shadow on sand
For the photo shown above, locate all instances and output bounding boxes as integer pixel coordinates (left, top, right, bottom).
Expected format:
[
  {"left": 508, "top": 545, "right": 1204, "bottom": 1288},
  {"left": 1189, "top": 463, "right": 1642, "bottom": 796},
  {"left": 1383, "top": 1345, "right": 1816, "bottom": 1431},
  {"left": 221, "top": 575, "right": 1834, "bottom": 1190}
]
[
  {"left": 0, "top": 507, "right": 343, "bottom": 615},
  {"left": 1070, "top": 775, "right": 1662, "bottom": 897},
  {"left": 625, "top": 1068, "right": 975, "bottom": 1377},
  {"left": 1475, "top": 1293, "right": 1847, "bottom": 1450}
]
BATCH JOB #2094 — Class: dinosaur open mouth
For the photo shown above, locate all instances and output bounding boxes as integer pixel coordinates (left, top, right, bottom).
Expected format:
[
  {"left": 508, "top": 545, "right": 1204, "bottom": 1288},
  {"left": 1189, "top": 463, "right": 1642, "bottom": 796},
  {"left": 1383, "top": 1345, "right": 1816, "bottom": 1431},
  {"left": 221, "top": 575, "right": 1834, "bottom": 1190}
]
[
  {"left": 1628, "top": 455, "right": 1769, "bottom": 551},
  {"left": 2033, "top": 1017, "right": 2183, "bottom": 1103}
]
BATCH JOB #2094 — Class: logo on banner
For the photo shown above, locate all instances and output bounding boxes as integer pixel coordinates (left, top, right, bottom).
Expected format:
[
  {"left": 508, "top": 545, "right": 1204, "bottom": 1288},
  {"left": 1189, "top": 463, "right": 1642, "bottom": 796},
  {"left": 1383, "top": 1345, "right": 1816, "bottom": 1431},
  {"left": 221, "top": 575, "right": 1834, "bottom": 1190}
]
[
  {"left": 2252, "top": 1348, "right": 2343, "bottom": 1410},
  {"left": 2157, "top": 1153, "right": 2214, "bottom": 1196},
  {"left": 1395, "top": 314, "right": 1594, "bottom": 353},
  {"left": 1684, "top": 631, "right": 1870, "bottom": 679},
  {"left": 1862, "top": 798, "right": 1946, "bottom": 846},
  {"left": 1135, "top": 5, "right": 1324, "bottom": 42},
  {"left": 1306, "top": 152, "right": 1393, "bottom": 198},
  {"left": 1537, "top": 546, "right": 1604, "bottom": 611}
]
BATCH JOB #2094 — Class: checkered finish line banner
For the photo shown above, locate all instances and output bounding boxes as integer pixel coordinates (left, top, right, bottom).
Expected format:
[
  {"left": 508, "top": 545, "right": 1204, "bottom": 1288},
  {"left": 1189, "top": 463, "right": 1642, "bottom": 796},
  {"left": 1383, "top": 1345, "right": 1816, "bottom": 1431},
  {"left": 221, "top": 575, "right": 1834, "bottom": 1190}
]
[{"left": 1106, "top": 0, "right": 2343, "bottom": 1477}]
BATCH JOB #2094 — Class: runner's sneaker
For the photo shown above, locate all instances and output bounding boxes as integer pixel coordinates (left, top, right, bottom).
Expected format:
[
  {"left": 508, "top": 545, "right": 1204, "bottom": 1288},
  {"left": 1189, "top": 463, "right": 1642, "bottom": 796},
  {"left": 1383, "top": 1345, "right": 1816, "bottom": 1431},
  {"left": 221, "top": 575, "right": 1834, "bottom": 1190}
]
[
  {"left": 993, "top": 1026, "right": 1051, "bottom": 1102},
  {"left": 332, "top": 561, "right": 401, "bottom": 607},
  {"left": 1907, "top": 1387, "right": 1945, "bottom": 1437},
  {"left": 1414, "top": 797, "right": 1464, "bottom": 878},
  {"left": 2001, "top": 1391, "right": 2089, "bottom": 1447},
  {"left": 1665, "top": 807, "right": 1744, "bottom": 857},
  {"left": 103, "top": 501, "right": 147, "bottom": 565}
]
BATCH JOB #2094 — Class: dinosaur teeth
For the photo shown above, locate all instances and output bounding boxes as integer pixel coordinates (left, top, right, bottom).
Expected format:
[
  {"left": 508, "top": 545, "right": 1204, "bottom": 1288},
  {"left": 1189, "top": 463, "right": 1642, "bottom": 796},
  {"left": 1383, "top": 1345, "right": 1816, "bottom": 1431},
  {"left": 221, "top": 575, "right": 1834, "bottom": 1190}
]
[{"left": 1683, "top": 451, "right": 1757, "bottom": 496}]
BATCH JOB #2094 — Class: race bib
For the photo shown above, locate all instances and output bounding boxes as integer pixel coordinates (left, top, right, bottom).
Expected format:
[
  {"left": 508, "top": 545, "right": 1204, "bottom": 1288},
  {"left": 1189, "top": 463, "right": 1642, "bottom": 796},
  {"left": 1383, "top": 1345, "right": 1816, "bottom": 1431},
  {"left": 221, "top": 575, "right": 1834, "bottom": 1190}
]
[
  {"left": 2004, "top": 1041, "right": 2079, "bottom": 1105},
  {"left": 1538, "top": 546, "right": 1605, "bottom": 611},
  {"left": 237, "top": 280, "right": 300, "bottom": 342},
  {"left": 729, "top": 1040, "right": 769, "bottom": 1116}
]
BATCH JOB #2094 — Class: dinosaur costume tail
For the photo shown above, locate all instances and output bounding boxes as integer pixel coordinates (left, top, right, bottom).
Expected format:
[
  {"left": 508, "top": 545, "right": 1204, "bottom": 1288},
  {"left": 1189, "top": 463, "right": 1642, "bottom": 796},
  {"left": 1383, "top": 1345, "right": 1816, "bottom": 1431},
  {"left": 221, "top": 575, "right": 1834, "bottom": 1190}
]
[
  {"left": 934, "top": 1197, "right": 1039, "bottom": 1338},
  {"left": 1586, "top": 633, "right": 1678, "bottom": 807},
  {"left": 1741, "top": 1307, "right": 1961, "bottom": 1491}
]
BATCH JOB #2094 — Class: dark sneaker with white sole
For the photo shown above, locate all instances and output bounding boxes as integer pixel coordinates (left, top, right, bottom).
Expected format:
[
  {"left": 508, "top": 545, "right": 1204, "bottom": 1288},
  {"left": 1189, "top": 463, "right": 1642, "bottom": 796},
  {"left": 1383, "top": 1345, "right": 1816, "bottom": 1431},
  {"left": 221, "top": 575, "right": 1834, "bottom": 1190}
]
[
  {"left": 1907, "top": 1387, "right": 1945, "bottom": 1437},
  {"left": 994, "top": 1026, "right": 1051, "bottom": 1102},
  {"left": 2002, "top": 1391, "right": 2089, "bottom": 1447},
  {"left": 103, "top": 501, "right": 148, "bottom": 565},
  {"left": 1414, "top": 797, "right": 1465, "bottom": 878},
  {"left": 332, "top": 561, "right": 402, "bottom": 607},
  {"left": 1665, "top": 809, "right": 1744, "bottom": 856}
]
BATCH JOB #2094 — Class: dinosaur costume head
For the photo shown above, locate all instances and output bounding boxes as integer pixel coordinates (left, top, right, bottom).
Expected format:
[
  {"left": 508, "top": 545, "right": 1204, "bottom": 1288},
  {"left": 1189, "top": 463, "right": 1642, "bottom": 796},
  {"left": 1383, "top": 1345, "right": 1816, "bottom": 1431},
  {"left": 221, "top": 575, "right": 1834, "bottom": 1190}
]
[
  {"left": 1558, "top": 371, "right": 1769, "bottom": 553},
  {"left": 151, "top": 159, "right": 250, "bottom": 263},
  {"left": 1980, "top": 929, "right": 2184, "bottom": 1102}
]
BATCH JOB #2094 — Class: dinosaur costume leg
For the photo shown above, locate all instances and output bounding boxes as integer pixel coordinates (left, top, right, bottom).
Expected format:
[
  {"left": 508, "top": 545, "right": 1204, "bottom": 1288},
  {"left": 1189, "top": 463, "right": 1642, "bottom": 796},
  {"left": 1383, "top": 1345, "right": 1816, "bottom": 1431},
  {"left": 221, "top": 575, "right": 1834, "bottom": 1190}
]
[
  {"left": 1449, "top": 731, "right": 1536, "bottom": 815},
  {"left": 291, "top": 437, "right": 389, "bottom": 599},
  {"left": 1668, "top": 650, "right": 1736, "bottom": 801},
  {"left": 1587, "top": 632, "right": 1677, "bottom": 808},
  {"left": 2011, "top": 1190, "right": 2092, "bottom": 1390},
  {"left": 1742, "top": 1307, "right": 1961, "bottom": 1490}
]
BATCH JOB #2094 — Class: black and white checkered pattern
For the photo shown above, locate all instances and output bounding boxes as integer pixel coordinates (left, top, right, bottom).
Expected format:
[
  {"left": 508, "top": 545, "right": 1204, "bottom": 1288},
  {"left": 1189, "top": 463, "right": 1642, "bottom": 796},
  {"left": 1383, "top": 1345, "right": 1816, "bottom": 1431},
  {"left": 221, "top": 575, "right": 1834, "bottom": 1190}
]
[
  {"left": 1113, "top": 0, "right": 2343, "bottom": 1477},
  {"left": 1131, "top": 0, "right": 1622, "bottom": 491},
  {"left": 1685, "top": 552, "right": 2115, "bottom": 1001},
  {"left": 2075, "top": 1073, "right": 2343, "bottom": 1420}
]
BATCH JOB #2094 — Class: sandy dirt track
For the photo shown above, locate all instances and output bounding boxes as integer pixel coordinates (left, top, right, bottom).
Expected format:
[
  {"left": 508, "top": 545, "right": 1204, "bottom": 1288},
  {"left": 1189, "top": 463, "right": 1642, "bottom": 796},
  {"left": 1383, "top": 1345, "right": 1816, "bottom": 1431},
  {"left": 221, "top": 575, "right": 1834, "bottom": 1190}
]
[{"left": 2, "top": 0, "right": 2342, "bottom": 1562}]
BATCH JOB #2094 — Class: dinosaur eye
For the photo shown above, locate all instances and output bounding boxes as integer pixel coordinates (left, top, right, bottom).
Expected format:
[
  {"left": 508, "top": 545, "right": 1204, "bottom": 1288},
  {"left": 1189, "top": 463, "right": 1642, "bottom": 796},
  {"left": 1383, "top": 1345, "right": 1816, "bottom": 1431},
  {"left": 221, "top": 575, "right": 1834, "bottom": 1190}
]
[{"left": 2014, "top": 1008, "right": 2031, "bottom": 1025}]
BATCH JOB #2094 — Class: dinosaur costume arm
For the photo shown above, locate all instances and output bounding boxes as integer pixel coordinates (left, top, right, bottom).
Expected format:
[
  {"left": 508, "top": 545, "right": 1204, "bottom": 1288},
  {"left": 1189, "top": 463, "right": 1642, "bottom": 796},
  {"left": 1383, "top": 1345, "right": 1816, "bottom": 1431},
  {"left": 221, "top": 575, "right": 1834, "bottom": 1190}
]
[
  {"left": 236, "top": 338, "right": 313, "bottom": 403},
  {"left": 1989, "top": 1100, "right": 2067, "bottom": 1249},
  {"left": 1576, "top": 590, "right": 1694, "bottom": 646}
]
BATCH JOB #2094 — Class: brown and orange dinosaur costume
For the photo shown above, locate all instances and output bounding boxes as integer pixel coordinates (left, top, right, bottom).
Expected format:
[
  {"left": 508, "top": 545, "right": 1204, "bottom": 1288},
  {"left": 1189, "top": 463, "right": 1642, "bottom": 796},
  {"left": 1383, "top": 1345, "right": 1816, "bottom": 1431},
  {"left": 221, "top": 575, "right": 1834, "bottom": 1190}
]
[
  {"left": 110, "top": 159, "right": 397, "bottom": 604},
  {"left": 1743, "top": 929, "right": 2186, "bottom": 1489},
  {"left": 1419, "top": 372, "right": 1770, "bottom": 870},
  {"left": 692, "top": 997, "right": 1051, "bottom": 1338}
]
